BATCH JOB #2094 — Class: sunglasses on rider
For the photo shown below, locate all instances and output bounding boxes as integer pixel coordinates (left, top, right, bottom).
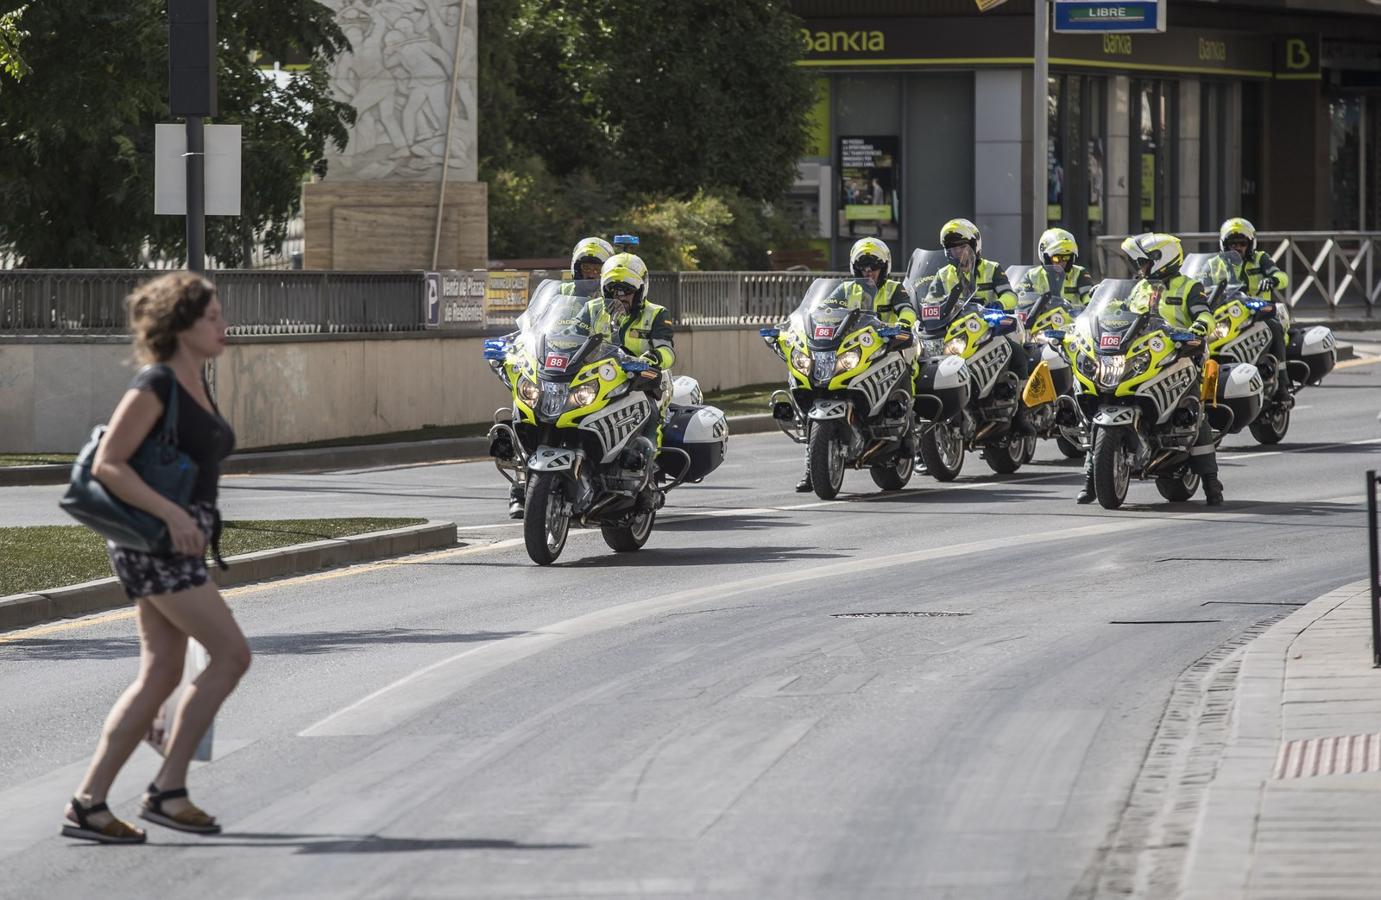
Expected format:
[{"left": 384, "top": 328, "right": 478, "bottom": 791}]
[{"left": 1050, "top": 253, "right": 1073, "bottom": 264}]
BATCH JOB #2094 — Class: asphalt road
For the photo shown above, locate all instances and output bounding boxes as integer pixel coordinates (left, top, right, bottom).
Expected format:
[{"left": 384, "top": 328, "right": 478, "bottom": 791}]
[{"left": 2, "top": 359, "right": 1379, "bottom": 899}]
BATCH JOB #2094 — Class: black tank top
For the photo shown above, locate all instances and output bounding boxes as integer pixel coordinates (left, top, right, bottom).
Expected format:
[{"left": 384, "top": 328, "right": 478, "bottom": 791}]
[{"left": 130, "top": 366, "right": 236, "bottom": 505}]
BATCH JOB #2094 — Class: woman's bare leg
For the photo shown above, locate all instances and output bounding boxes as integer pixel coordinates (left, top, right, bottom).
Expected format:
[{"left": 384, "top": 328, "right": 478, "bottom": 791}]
[
  {"left": 143, "top": 581, "right": 250, "bottom": 810},
  {"left": 73, "top": 597, "right": 187, "bottom": 827}
]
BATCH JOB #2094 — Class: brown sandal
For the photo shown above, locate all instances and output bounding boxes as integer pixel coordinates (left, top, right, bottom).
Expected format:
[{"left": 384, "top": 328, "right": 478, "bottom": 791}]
[
  {"left": 61, "top": 796, "right": 147, "bottom": 844},
  {"left": 139, "top": 783, "right": 221, "bottom": 835}
]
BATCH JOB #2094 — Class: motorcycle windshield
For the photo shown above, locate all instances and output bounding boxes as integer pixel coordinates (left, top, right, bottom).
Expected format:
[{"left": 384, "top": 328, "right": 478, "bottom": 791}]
[
  {"left": 1081, "top": 281, "right": 1156, "bottom": 355},
  {"left": 1015, "top": 265, "right": 1068, "bottom": 322},
  {"left": 789, "top": 278, "right": 883, "bottom": 349},
  {"left": 1182, "top": 250, "right": 1245, "bottom": 289},
  {"left": 904, "top": 248, "right": 949, "bottom": 301},
  {"left": 520, "top": 279, "right": 606, "bottom": 376}
]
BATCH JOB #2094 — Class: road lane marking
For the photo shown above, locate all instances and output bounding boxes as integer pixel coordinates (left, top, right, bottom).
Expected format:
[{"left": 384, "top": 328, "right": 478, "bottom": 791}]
[
  {"left": 299, "top": 517, "right": 1159, "bottom": 738},
  {"left": 1335, "top": 355, "right": 1381, "bottom": 369},
  {"left": 1219, "top": 436, "right": 1381, "bottom": 462}
]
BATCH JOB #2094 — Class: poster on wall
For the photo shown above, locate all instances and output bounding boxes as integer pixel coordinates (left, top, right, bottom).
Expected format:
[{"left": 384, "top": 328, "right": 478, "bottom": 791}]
[
  {"left": 838, "top": 136, "right": 900, "bottom": 241},
  {"left": 484, "top": 271, "right": 531, "bottom": 328},
  {"left": 426, "top": 271, "right": 487, "bottom": 329}
]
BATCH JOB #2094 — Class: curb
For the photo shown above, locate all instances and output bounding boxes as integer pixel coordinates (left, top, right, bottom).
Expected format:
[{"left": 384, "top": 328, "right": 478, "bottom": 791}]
[
  {"left": 0, "top": 413, "right": 782, "bottom": 486},
  {"left": 0, "top": 520, "right": 458, "bottom": 634},
  {"left": 1178, "top": 578, "right": 1372, "bottom": 900}
]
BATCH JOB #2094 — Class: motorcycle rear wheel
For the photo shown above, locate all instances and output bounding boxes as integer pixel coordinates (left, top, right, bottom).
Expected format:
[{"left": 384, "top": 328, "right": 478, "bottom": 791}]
[
  {"left": 601, "top": 505, "right": 655, "bottom": 552},
  {"left": 1155, "top": 470, "right": 1201, "bottom": 502},
  {"left": 1248, "top": 404, "right": 1290, "bottom": 445},
  {"left": 982, "top": 437, "right": 1026, "bottom": 474},
  {"left": 918, "top": 423, "right": 965, "bottom": 482},
  {"left": 870, "top": 449, "right": 914, "bottom": 491},
  {"left": 808, "top": 420, "right": 848, "bottom": 500},
  {"left": 1093, "top": 427, "right": 1131, "bottom": 510},
  {"left": 523, "top": 472, "right": 570, "bottom": 565},
  {"left": 1056, "top": 434, "right": 1086, "bottom": 459}
]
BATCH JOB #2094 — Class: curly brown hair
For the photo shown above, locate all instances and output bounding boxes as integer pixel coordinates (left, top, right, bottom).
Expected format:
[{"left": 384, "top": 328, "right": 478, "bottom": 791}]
[{"left": 126, "top": 272, "right": 218, "bottom": 363}]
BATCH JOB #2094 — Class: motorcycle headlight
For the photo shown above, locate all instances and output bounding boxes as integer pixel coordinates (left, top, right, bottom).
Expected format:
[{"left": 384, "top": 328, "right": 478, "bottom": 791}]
[
  {"left": 567, "top": 382, "right": 598, "bottom": 408},
  {"left": 1076, "top": 353, "right": 1096, "bottom": 377},
  {"left": 791, "top": 348, "right": 812, "bottom": 373},
  {"left": 1210, "top": 322, "right": 1230, "bottom": 342},
  {"left": 1125, "top": 351, "right": 1150, "bottom": 376},
  {"left": 1095, "top": 356, "right": 1127, "bottom": 388},
  {"left": 834, "top": 349, "right": 861, "bottom": 373},
  {"left": 944, "top": 337, "right": 968, "bottom": 356},
  {"left": 517, "top": 376, "right": 539, "bottom": 407},
  {"left": 921, "top": 338, "right": 947, "bottom": 357}
]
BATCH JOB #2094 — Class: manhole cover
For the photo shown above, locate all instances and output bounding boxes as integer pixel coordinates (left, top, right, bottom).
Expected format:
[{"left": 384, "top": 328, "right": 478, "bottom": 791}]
[
  {"left": 1275, "top": 734, "right": 1381, "bottom": 778},
  {"left": 831, "top": 611, "right": 971, "bottom": 619}
]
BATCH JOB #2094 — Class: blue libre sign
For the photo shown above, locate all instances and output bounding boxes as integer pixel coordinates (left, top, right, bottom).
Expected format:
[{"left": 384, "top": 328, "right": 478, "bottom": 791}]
[{"left": 1052, "top": 1, "right": 1165, "bottom": 34}]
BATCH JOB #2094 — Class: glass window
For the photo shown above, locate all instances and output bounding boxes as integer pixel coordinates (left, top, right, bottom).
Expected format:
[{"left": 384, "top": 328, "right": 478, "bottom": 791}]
[
  {"left": 1048, "top": 76, "right": 1063, "bottom": 224},
  {"left": 1331, "top": 94, "right": 1362, "bottom": 231}
]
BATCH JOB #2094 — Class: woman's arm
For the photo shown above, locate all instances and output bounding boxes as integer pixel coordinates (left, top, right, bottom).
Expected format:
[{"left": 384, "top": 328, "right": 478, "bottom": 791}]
[{"left": 91, "top": 387, "right": 205, "bottom": 555}]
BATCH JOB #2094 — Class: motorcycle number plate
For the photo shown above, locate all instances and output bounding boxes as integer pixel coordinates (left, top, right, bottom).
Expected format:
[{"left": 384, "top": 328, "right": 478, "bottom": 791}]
[
  {"left": 921, "top": 306, "right": 942, "bottom": 321},
  {"left": 544, "top": 353, "right": 570, "bottom": 370},
  {"left": 1099, "top": 334, "right": 1121, "bottom": 349},
  {"left": 814, "top": 326, "right": 836, "bottom": 339}
]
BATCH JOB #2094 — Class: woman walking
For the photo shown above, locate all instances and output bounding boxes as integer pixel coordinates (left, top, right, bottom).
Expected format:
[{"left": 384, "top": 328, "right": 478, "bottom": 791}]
[{"left": 62, "top": 272, "right": 248, "bottom": 844}]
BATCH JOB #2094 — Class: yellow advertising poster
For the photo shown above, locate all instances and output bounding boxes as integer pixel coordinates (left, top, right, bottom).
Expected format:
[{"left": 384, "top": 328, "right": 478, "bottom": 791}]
[{"left": 484, "top": 270, "right": 530, "bottom": 327}]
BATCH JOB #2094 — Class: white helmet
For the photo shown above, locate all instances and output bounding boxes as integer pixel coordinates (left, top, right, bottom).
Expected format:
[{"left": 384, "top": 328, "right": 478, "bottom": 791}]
[
  {"left": 940, "top": 218, "right": 981, "bottom": 255},
  {"left": 1218, "top": 218, "right": 1257, "bottom": 257},
  {"left": 599, "top": 253, "right": 649, "bottom": 315},
  {"left": 848, "top": 237, "right": 892, "bottom": 281},
  {"left": 570, "top": 237, "right": 615, "bottom": 279},
  {"left": 1038, "top": 227, "right": 1078, "bottom": 266},
  {"left": 1120, "top": 233, "right": 1184, "bottom": 280}
]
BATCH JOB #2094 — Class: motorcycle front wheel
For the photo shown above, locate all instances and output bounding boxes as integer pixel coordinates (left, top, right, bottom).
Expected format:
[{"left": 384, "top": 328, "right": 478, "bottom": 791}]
[
  {"left": 918, "top": 422, "right": 965, "bottom": 482},
  {"left": 983, "top": 435, "right": 1029, "bottom": 474},
  {"left": 1155, "top": 469, "right": 1201, "bottom": 502},
  {"left": 808, "top": 419, "right": 848, "bottom": 500},
  {"left": 524, "top": 472, "right": 571, "bottom": 565},
  {"left": 1093, "top": 427, "right": 1132, "bottom": 510},
  {"left": 870, "top": 447, "right": 914, "bottom": 491}
]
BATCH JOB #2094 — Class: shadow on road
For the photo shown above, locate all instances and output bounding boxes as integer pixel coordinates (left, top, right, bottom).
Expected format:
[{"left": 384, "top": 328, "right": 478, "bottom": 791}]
[
  {"left": 0, "top": 629, "right": 524, "bottom": 661},
  {"left": 656, "top": 513, "right": 807, "bottom": 532}
]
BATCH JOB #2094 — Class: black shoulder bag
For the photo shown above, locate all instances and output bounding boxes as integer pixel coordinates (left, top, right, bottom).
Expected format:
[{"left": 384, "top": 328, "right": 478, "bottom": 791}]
[{"left": 59, "top": 366, "right": 199, "bottom": 553}]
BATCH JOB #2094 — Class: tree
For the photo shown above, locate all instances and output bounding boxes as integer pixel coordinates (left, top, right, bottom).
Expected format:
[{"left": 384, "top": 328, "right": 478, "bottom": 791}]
[
  {"left": 479, "top": 0, "right": 814, "bottom": 268},
  {"left": 0, "top": 5, "right": 27, "bottom": 82},
  {"left": 0, "top": 0, "right": 354, "bottom": 267}
]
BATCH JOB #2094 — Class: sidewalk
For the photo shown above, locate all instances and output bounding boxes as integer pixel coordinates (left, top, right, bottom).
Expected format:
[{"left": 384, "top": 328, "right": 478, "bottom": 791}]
[{"left": 1182, "top": 580, "right": 1381, "bottom": 899}]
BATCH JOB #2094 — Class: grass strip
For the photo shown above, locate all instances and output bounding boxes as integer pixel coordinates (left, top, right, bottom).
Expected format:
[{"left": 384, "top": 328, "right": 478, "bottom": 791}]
[
  {"left": 0, "top": 453, "right": 75, "bottom": 468},
  {"left": 0, "top": 517, "right": 426, "bottom": 597}
]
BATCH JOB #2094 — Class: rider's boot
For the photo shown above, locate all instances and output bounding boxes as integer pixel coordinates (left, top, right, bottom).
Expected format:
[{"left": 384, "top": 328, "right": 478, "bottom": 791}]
[
  {"left": 508, "top": 481, "right": 525, "bottom": 519},
  {"left": 1075, "top": 451, "right": 1095, "bottom": 504},
  {"left": 1273, "top": 361, "right": 1292, "bottom": 402},
  {"left": 796, "top": 472, "right": 813, "bottom": 492},
  {"left": 1202, "top": 474, "right": 1225, "bottom": 506}
]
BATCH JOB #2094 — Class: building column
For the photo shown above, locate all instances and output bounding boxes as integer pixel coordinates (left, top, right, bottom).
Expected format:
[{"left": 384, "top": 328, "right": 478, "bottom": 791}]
[
  {"left": 974, "top": 69, "right": 1025, "bottom": 265},
  {"left": 1105, "top": 77, "right": 1131, "bottom": 268},
  {"left": 1177, "top": 79, "right": 1201, "bottom": 233}
]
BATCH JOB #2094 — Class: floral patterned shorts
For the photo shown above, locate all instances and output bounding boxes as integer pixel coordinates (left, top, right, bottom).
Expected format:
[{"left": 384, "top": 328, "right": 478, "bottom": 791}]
[{"left": 107, "top": 503, "right": 219, "bottom": 600}]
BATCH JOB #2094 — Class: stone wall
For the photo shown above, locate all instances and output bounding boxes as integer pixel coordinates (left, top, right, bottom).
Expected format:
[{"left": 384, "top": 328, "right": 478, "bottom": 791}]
[{"left": 0, "top": 326, "right": 782, "bottom": 453}]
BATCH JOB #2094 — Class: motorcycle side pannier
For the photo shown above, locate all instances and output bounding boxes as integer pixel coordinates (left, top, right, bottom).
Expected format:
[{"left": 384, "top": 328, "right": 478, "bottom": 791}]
[
  {"left": 914, "top": 356, "right": 972, "bottom": 421},
  {"left": 1289, "top": 325, "right": 1337, "bottom": 386},
  {"left": 663, "top": 405, "right": 728, "bottom": 482},
  {"left": 1214, "top": 361, "right": 1264, "bottom": 434}
]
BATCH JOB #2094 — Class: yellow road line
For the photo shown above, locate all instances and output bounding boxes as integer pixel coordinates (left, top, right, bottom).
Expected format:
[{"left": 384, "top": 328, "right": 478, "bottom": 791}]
[{"left": 1335, "top": 355, "right": 1381, "bottom": 370}]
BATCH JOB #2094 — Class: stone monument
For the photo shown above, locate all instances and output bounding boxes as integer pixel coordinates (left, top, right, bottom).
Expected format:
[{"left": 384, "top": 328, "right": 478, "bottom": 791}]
[{"left": 303, "top": 0, "right": 486, "bottom": 270}]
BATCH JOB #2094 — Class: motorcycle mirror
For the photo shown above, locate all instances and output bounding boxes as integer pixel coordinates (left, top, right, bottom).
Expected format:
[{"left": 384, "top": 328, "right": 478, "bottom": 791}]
[
  {"left": 1044, "top": 329, "right": 1066, "bottom": 342},
  {"left": 990, "top": 315, "right": 1018, "bottom": 336},
  {"left": 621, "top": 359, "right": 652, "bottom": 373},
  {"left": 759, "top": 327, "right": 781, "bottom": 340}
]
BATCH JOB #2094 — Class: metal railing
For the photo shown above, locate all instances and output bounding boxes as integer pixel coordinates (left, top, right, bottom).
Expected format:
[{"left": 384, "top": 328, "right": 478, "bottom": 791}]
[
  {"left": 650, "top": 271, "right": 848, "bottom": 325},
  {"left": 1095, "top": 232, "right": 1381, "bottom": 314},
  {"left": 0, "top": 270, "right": 425, "bottom": 335}
]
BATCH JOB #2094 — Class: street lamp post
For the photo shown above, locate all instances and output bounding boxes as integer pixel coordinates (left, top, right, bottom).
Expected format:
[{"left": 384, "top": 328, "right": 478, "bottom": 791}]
[{"left": 1034, "top": 0, "right": 1049, "bottom": 256}]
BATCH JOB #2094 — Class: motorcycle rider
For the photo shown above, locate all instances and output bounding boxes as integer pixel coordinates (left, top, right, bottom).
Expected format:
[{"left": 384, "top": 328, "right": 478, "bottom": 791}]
[
  {"left": 586, "top": 252, "right": 676, "bottom": 473},
  {"left": 1210, "top": 218, "right": 1292, "bottom": 404},
  {"left": 796, "top": 238, "right": 916, "bottom": 492},
  {"left": 1016, "top": 227, "right": 1094, "bottom": 304},
  {"left": 1076, "top": 233, "right": 1224, "bottom": 506},
  {"left": 505, "top": 237, "right": 616, "bottom": 518},
  {"left": 926, "top": 217, "right": 1034, "bottom": 438}
]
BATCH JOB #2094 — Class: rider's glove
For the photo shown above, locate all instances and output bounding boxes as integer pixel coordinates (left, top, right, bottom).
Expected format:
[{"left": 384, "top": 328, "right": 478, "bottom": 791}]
[
  {"left": 1263, "top": 275, "right": 1280, "bottom": 292},
  {"left": 1189, "top": 320, "right": 1210, "bottom": 338}
]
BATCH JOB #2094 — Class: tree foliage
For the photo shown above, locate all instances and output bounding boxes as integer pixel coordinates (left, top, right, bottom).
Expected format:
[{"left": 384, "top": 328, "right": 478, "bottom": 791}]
[
  {"left": 0, "top": 0, "right": 354, "bottom": 267},
  {"left": 0, "top": 5, "right": 28, "bottom": 82},
  {"left": 480, "top": 0, "right": 815, "bottom": 269}
]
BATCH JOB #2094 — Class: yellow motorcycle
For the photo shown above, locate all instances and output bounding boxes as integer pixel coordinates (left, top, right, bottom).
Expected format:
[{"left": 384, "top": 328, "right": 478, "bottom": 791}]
[
  {"left": 485, "top": 280, "right": 726, "bottom": 564},
  {"left": 1183, "top": 250, "right": 1337, "bottom": 445},
  {"left": 761, "top": 277, "right": 916, "bottom": 500}
]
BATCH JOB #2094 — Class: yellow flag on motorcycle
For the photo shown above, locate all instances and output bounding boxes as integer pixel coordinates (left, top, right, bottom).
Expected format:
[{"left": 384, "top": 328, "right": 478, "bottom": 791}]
[
  {"left": 1201, "top": 358, "right": 1220, "bottom": 405},
  {"left": 1022, "top": 361, "right": 1057, "bottom": 408}
]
